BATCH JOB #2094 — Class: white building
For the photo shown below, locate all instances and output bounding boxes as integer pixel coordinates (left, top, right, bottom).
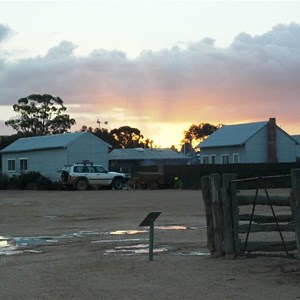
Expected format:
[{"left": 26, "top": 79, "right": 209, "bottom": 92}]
[
  {"left": 197, "top": 118, "right": 297, "bottom": 164},
  {"left": 0, "top": 132, "right": 111, "bottom": 181}
]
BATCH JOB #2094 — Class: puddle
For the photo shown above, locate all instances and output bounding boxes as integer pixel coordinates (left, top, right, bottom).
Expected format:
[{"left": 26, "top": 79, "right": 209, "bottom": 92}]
[
  {"left": 156, "top": 225, "right": 187, "bottom": 230},
  {"left": 0, "top": 248, "right": 24, "bottom": 255},
  {"left": 156, "top": 225, "right": 206, "bottom": 230},
  {"left": 174, "top": 251, "right": 210, "bottom": 256},
  {"left": 0, "top": 224, "right": 206, "bottom": 256},
  {"left": 0, "top": 236, "right": 56, "bottom": 256},
  {"left": 0, "top": 238, "right": 18, "bottom": 255},
  {"left": 92, "top": 238, "right": 145, "bottom": 244},
  {"left": 108, "top": 225, "right": 202, "bottom": 235},
  {"left": 109, "top": 230, "right": 147, "bottom": 235},
  {"left": 65, "top": 231, "right": 100, "bottom": 238},
  {"left": 13, "top": 237, "right": 58, "bottom": 246},
  {"left": 104, "top": 244, "right": 168, "bottom": 255},
  {"left": 0, "top": 239, "right": 10, "bottom": 247}
]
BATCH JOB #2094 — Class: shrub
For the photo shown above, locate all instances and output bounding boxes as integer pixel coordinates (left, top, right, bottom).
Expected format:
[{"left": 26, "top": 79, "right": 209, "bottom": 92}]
[
  {"left": 0, "top": 173, "right": 9, "bottom": 190},
  {"left": 8, "top": 172, "right": 60, "bottom": 190},
  {"left": 35, "top": 176, "right": 61, "bottom": 190}
]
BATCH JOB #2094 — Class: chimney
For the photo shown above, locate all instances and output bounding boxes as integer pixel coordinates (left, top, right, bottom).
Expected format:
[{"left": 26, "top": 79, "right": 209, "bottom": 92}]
[{"left": 268, "top": 117, "right": 278, "bottom": 163}]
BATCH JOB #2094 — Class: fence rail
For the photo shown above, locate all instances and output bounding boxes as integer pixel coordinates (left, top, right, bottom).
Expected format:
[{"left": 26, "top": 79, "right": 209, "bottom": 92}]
[{"left": 201, "top": 169, "right": 300, "bottom": 259}]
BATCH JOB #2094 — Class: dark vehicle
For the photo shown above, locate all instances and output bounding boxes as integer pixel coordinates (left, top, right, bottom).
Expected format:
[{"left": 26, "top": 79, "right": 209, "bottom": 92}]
[{"left": 132, "top": 172, "right": 166, "bottom": 189}]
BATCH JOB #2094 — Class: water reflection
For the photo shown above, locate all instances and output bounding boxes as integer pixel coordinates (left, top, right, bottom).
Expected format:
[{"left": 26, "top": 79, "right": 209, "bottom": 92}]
[
  {"left": 0, "top": 237, "right": 12, "bottom": 247},
  {"left": 156, "top": 225, "right": 187, "bottom": 230},
  {"left": 105, "top": 244, "right": 168, "bottom": 255},
  {"left": 0, "top": 224, "right": 204, "bottom": 256},
  {"left": 0, "top": 236, "right": 56, "bottom": 256},
  {"left": 174, "top": 251, "right": 210, "bottom": 256},
  {"left": 108, "top": 225, "right": 193, "bottom": 236},
  {"left": 0, "top": 237, "right": 20, "bottom": 255},
  {"left": 68, "top": 231, "right": 99, "bottom": 237},
  {"left": 92, "top": 238, "right": 144, "bottom": 244},
  {"left": 14, "top": 237, "right": 57, "bottom": 246},
  {"left": 110, "top": 230, "right": 147, "bottom": 235}
]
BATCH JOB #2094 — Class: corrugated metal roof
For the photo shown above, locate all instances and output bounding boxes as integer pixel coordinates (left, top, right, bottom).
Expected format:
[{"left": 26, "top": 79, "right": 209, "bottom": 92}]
[
  {"left": 108, "top": 148, "right": 191, "bottom": 160},
  {"left": 198, "top": 121, "right": 268, "bottom": 148},
  {"left": 0, "top": 132, "right": 109, "bottom": 154},
  {"left": 292, "top": 135, "right": 300, "bottom": 143}
]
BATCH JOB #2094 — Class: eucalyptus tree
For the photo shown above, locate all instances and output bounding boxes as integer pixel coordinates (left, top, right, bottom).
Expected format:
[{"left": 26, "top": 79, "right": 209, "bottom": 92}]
[
  {"left": 5, "top": 94, "right": 76, "bottom": 135},
  {"left": 181, "top": 123, "right": 222, "bottom": 151},
  {"left": 110, "top": 126, "right": 145, "bottom": 148}
]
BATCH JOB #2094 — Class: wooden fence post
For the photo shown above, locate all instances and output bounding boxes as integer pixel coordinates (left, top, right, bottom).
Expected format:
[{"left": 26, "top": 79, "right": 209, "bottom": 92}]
[
  {"left": 291, "top": 169, "right": 300, "bottom": 260},
  {"left": 201, "top": 176, "right": 215, "bottom": 255},
  {"left": 221, "top": 173, "right": 238, "bottom": 258},
  {"left": 209, "top": 173, "right": 224, "bottom": 257}
]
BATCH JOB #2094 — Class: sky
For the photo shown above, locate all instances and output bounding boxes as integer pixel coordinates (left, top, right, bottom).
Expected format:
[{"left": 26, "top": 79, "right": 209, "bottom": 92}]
[{"left": 1, "top": 1, "right": 300, "bottom": 148}]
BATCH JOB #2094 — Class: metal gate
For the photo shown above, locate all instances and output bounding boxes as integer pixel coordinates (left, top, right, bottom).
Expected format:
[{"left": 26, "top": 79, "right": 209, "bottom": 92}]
[{"left": 231, "top": 175, "right": 297, "bottom": 258}]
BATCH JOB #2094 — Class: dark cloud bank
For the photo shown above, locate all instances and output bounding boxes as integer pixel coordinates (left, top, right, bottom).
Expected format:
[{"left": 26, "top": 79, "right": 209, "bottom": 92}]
[{"left": 1, "top": 23, "right": 300, "bottom": 127}]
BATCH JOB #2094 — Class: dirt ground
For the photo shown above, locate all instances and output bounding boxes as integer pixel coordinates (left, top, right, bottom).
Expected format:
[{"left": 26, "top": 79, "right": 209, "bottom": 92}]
[{"left": 0, "top": 189, "right": 300, "bottom": 300}]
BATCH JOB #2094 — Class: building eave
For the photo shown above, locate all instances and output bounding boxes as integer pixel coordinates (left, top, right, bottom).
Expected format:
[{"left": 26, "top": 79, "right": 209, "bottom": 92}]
[{"left": 0, "top": 146, "right": 66, "bottom": 154}]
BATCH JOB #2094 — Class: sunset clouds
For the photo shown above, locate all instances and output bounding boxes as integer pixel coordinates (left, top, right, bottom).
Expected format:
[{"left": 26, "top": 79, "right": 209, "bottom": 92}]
[{"left": 1, "top": 20, "right": 300, "bottom": 147}]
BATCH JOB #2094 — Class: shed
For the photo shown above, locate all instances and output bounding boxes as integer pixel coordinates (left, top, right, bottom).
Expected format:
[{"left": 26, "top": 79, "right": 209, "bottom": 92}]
[
  {"left": 197, "top": 118, "right": 297, "bottom": 164},
  {"left": 0, "top": 132, "right": 111, "bottom": 181},
  {"left": 109, "top": 148, "right": 192, "bottom": 174}
]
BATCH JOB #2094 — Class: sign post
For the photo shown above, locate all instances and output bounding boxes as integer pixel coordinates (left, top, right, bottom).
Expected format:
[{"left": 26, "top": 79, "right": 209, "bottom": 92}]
[{"left": 139, "top": 212, "right": 161, "bottom": 261}]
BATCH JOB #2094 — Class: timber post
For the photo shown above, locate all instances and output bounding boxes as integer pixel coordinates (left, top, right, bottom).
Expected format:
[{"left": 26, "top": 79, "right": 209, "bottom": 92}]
[
  {"left": 291, "top": 169, "right": 300, "bottom": 260},
  {"left": 209, "top": 173, "right": 224, "bottom": 257},
  {"left": 221, "top": 173, "right": 239, "bottom": 257},
  {"left": 201, "top": 175, "right": 215, "bottom": 255}
]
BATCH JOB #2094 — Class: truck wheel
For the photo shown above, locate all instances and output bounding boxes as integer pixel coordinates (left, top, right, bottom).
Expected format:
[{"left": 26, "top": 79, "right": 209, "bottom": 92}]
[
  {"left": 112, "top": 178, "right": 124, "bottom": 190},
  {"left": 76, "top": 179, "right": 88, "bottom": 191}
]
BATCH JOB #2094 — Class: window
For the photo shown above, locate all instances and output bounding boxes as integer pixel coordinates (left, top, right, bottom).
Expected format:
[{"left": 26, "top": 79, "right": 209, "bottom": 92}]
[
  {"left": 210, "top": 155, "right": 216, "bottom": 164},
  {"left": 221, "top": 154, "right": 230, "bottom": 164},
  {"left": 8, "top": 159, "right": 16, "bottom": 172},
  {"left": 202, "top": 155, "right": 210, "bottom": 164},
  {"left": 233, "top": 153, "right": 240, "bottom": 164},
  {"left": 94, "top": 166, "right": 107, "bottom": 173},
  {"left": 86, "top": 166, "right": 95, "bottom": 173},
  {"left": 74, "top": 166, "right": 84, "bottom": 173},
  {"left": 20, "top": 158, "right": 28, "bottom": 172}
]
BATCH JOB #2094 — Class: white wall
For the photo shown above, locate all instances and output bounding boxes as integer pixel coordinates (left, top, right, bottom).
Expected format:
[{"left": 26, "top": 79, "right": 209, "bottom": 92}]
[
  {"left": 245, "top": 126, "right": 268, "bottom": 163},
  {"left": 1, "top": 149, "right": 67, "bottom": 181},
  {"left": 277, "top": 129, "right": 296, "bottom": 162},
  {"left": 1, "top": 133, "right": 110, "bottom": 181}
]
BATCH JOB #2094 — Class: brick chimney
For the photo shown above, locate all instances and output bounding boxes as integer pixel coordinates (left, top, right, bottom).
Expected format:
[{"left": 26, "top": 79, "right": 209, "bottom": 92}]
[{"left": 268, "top": 117, "right": 278, "bottom": 163}]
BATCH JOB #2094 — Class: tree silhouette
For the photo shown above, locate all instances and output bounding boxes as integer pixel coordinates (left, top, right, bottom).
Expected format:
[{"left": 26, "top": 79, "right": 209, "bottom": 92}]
[
  {"left": 80, "top": 125, "right": 154, "bottom": 149},
  {"left": 110, "top": 126, "right": 145, "bottom": 148},
  {"left": 5, "top": 94, "right": 76, "bottom": 135},
  {"left": 181, "top": 123, "right": 222, "bottom": 151}
]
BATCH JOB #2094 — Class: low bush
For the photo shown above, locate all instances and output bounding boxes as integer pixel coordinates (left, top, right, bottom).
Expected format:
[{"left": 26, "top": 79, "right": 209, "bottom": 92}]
[
  {"left": 0, "top": 173, "right": 9, "bottom": 189},
  {"left": 8, "top": 172, "right": 61, "bottom": 190}
]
